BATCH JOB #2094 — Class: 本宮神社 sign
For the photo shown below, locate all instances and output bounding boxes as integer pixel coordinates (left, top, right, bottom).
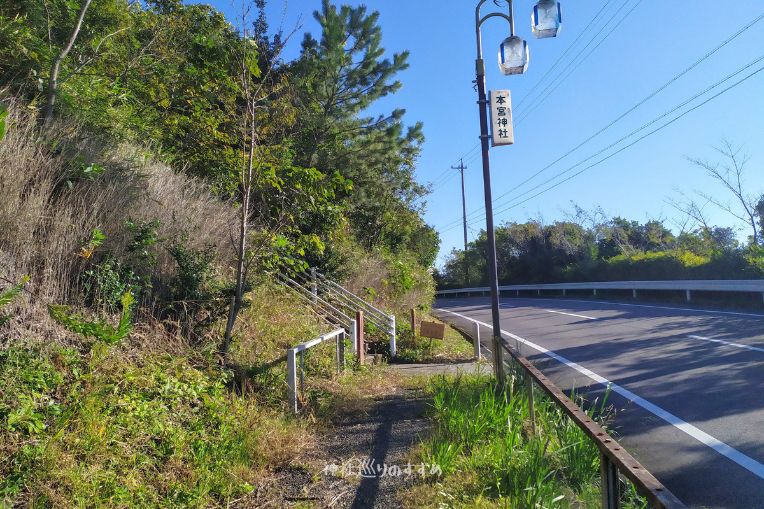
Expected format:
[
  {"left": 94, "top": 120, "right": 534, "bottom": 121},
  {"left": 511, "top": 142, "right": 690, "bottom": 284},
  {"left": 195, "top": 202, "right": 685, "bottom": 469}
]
[{"left": 489, "top": 90, "right": 514, "bottom": 146}]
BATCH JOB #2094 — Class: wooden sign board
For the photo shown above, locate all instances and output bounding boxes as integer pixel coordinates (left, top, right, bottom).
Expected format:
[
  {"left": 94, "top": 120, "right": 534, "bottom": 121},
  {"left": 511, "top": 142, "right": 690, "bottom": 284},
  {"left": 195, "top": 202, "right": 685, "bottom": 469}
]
[{"left": 419, "top": 321, "right": 446, "bottom": 340}]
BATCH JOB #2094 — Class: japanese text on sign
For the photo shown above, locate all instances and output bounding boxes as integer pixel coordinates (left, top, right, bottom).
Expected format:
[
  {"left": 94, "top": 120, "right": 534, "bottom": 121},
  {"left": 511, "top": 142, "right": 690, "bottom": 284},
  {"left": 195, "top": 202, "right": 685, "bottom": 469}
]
[{"left": 489, "top": 90, "right": 514, "bottom": 146}]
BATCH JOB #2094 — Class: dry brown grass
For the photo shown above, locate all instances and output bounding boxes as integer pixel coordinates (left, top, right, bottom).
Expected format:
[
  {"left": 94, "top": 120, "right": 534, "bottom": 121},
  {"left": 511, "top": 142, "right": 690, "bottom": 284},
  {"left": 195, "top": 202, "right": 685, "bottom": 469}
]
[{"left": 0, "top": 100, "right": 237, "bottom": 343}]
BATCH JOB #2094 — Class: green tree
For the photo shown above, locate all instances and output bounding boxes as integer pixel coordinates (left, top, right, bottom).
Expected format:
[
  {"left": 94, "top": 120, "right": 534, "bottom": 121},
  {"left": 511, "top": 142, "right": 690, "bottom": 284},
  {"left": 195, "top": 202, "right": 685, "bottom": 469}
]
[{"left": 291, "top": 0, "right": 431, "bottom": 257}]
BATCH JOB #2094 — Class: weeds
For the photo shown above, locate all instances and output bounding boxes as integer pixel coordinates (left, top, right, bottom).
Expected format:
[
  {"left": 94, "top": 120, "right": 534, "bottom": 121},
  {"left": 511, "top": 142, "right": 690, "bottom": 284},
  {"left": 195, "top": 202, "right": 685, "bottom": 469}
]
[
  {"left": 408, "top": 373, "right": 646, "bottom": 509},
  {"left": 0, "top": 276, "right": 29, "bottom": 326},
  {"left": 48, "top": 291, "right": 135, "bottom": 345}
]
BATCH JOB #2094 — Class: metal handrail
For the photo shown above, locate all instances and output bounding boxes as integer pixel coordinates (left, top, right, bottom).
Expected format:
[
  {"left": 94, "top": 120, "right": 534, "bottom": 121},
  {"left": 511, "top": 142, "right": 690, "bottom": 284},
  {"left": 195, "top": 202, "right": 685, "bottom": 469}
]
[
  {"left": 444, "top": 314, "right": 686, "bottom": 509},
  {"left": 315, "top": 272, "right": 390, "bottom": 321},
  {"left": 289, "top": 272, "right": 388, "bottom": 329},
  {"left": 279, "top": 275, "right": 353, "bottom": 328},
  {"left": 287, "top": 328, "right": 349, "bottom": 414},
  {"left": 316, "top": 280, "right": 389, "bottom": 329},
  {"left": 280, "top": 269, "right": 397, "bottom": 358},
  {"left": 498, "top": 340, "right": 685, "bottom": 509}
]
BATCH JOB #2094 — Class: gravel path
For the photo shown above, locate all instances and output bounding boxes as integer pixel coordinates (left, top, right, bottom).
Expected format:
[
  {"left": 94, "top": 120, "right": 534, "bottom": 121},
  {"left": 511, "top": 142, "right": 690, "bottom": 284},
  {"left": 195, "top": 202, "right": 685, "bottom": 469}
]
[{"left": 247, "top": 362, "right": 480, "bottom": 508}]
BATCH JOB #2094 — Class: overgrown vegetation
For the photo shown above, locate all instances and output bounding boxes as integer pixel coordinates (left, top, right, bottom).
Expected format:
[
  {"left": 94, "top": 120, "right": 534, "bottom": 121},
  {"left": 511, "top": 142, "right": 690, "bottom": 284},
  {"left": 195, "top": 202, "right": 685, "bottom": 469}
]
[
  {"left": 396, "top": 315, "right": 475, "bottom": 364},
  {"left": 0, "top": 0, "right": 445, "bottom": 502},
  {"left": 0, "top": 283, "right": 336, "bottom": 508},
  {"left": 404, "top": 373, "right": 647, "bottom": 509},
  {"left": 439, "top": 141, "right": 762, "bottom": 288},
  {"left": 439, "top": 202, "right": 764, "bottom": 289}
]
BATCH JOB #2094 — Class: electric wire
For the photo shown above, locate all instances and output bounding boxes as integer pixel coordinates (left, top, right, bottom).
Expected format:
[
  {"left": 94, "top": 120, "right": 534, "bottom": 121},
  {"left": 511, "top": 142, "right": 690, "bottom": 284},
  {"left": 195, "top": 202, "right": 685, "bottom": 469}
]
[
  {"left": 486, "top": 63, "right": 764, "bottom": 222},
  {"left": 513, "top": 0, "right": 636, "bottom": 120},
  {"left": 515, "top": 0, "right": 644, "bottom": 124},
  {"left": 513, "top": 0, "right": 616, "bottom": 112},
  {"left": 437, "top": 55, "right": 764, "bottom": 234},
  {"left": 502, "top": 11, "right": 764, "bottom": 202},
  {"left": 437, "top": 11, "right": 764, "bottom": 231}
]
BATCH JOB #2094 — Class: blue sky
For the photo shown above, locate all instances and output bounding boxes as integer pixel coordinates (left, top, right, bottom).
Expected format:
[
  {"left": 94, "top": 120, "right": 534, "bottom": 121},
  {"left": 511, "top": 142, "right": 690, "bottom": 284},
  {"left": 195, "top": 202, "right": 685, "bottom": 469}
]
[{"left": 202, "top": 0, "right": 764, "bottom": 266}]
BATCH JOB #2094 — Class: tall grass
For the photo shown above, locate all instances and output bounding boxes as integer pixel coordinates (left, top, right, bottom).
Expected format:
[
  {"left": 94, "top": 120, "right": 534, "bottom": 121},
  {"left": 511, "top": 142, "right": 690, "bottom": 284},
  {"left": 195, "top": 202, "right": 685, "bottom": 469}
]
[
  {"left": 414, "top": 372, "right": 646, "bottom": 509},
  {"left": 0, "top": 100, "right": 237, "bottom": 340}
]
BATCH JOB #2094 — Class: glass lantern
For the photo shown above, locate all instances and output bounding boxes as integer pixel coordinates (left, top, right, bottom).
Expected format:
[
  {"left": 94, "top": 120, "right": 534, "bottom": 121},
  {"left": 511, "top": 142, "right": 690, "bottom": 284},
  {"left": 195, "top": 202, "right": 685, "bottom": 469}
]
[
  {"left": 532, "top": 0, "right": 562, "bottom": 38},
  {"left": 498, "top": 35, "right": 529, "bottom": 75}
]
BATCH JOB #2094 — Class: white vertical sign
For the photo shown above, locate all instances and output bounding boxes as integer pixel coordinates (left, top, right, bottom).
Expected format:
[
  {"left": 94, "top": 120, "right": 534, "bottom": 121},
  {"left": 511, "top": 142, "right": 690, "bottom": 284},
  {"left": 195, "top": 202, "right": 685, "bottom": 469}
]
[{"left": 489, "top": 90, "right": 514, "bottom": 146}]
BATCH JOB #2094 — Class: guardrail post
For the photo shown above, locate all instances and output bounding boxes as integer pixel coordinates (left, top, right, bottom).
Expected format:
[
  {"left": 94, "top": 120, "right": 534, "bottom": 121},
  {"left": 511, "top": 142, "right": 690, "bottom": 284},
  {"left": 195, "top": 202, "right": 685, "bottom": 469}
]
[
  {"left": 299, "top": 351, "right": 305, "bottom": 398},
  {"left": 600, "top": 452, "right": 620, "bottom": 509},
  {"left": 632, "top": 289, "right": 637, "bottom": 299},
  {"left": 525, "top": 372, "right": 536, "bottom": 435},
  {"left": 350, "top": 319, "right": 358, "bottom": 355},
  {"left": 287, "top": 348, "right": 298, "bottom": 414},
  {"left": 516, "top": 289, "right": 520, "bottom": 297},
  {"left": 562, "top": 288, "right": 566, "bottom": 297},
  {"left": 389, "top": 314, "right": 397, "bottom": 357},
  {"left": 593, "top": 289, "right": 598, "bottom": 297},
  {"left": 336, "top": 331, "right": 345, "bottom": 373},
  {"left": 473, "top": 321, "right": 481, "bottom": 359},
  {"left": 686, "top": 289, "right": 692, "bottom": 303},
  {"left": 357, "top": 310, "right": 365, "bottom": 364}
]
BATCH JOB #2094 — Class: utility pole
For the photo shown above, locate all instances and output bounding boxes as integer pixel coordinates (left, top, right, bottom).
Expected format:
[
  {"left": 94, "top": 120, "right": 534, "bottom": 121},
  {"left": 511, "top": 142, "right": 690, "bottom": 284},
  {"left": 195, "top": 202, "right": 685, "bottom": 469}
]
[{"left": 452, "top": 158, "right": 470, "bottom": 286}]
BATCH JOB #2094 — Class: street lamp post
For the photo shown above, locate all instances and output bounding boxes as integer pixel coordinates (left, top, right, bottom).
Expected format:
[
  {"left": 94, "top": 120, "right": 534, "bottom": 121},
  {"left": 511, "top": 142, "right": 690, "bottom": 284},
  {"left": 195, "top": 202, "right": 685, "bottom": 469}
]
[
  {"left": 474, "top": 0, "right": 513, "bottom": 385},
  {"left": 473, "top": 0, "right": 561, "bottom": 385}
]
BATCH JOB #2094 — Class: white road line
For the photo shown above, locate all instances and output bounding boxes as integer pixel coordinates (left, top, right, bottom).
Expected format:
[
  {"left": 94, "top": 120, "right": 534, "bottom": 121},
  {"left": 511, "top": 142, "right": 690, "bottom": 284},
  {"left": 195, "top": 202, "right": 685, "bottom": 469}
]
[
  {"left": 435, "top": 307, "right": 764, "bottom": 480},
  {"left": 688, "top": 335, "right": 764, "bottom": 354},
  {"left": 543, "top": 309, "right": 597, "bottom": 320}
]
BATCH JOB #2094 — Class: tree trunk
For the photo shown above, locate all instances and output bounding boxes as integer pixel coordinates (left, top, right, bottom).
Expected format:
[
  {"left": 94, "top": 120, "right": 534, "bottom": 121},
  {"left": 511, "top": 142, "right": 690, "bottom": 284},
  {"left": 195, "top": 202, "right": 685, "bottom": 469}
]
[
  {"left": 221, "top": 97, "right": 257, "bottom": 365},
  {"left": 43, "top": 0, "right": 93, "bottom": 127}
]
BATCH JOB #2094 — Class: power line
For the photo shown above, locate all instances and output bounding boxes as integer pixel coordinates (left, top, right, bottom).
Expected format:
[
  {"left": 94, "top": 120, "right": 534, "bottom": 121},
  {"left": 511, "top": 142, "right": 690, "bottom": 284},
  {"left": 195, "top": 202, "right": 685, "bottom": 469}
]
[
  {"left": 439, "top": 55, "right": 764, "bottom": 234},
  {"left": 501, "top": 11, "right": 764, "bottom": 201},
  {"left": 487, "top": 63, "right": 764, "bottom": 222},
  {"left": 437, "top": 11, "right": 764, "bottom": 231},
  {"left": 515, "top": 0, "right": 644, "bottom": 125},
  {"left": 437, "top": 0, "right": 639, "bottom": 231},
  {"left": 426, "top": 148, "right": 482, "bottom": 195},
  {"left": 489, "top": 52, "right": 764, "bottom": 219},
  {"left": 513, "top": 0, "right": 637, "bottom": 119},
  {"left": 513, "top": 0, "right": 616, "bottom": 112}
]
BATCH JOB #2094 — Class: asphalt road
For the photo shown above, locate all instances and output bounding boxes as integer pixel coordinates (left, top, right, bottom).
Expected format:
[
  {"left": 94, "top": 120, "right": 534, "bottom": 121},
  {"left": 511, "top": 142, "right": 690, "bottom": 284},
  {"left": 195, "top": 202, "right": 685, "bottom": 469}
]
[{"left": 434, "top": 296, "right": 764, "bottom": 509}]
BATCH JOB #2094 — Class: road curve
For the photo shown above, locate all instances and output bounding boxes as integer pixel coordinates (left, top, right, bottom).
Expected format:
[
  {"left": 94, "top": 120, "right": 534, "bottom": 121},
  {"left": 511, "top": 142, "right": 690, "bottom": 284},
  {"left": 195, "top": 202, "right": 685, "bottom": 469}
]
[{"left": 434, "top": 296, "right": 764, "bottom": 509}]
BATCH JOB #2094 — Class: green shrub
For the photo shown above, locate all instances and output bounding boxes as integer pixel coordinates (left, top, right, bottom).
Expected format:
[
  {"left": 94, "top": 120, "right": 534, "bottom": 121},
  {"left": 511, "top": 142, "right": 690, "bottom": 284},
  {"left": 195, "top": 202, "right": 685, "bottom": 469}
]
[
  {"left": 82, "top": 256, "right": 141, "bottom": 311},
  {"left": 48, "top": 292, "right": 135, "bottom": 345},
  {"left": 169, "top": 243, "right": 217, "bottom": 301},
  {"left": 0, "top": 345, "right": 79, "bottom": 503},
  {"left": 417, "top": 374, "right": 642, "bottom": 509},
  {"left": 0, "top": 345, "right": 289, "bottom": 508}
]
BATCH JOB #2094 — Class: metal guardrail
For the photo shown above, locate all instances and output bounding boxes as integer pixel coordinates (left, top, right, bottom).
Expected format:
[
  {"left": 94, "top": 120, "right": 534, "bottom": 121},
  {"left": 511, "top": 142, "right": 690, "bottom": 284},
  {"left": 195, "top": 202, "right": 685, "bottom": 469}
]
[
  {"left": 278, "top": 274, "right": 353, "bottom": 330},
  {"left": 436, "top": 279, "right": 764, "bottom": 303},
  {"left": 287, "top": 328, "right": 349, "bottom": 414},
  {"left": 284, "top": 269, "right": 397, "bottom": 357},
  {"left": 440, "top": 313, "right": 686, "bottom": 509}
]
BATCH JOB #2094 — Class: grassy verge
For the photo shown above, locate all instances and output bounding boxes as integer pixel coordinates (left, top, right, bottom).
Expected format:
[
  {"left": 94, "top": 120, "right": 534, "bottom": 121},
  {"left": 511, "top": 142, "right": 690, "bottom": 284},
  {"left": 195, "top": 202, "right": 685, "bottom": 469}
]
[
  {"left": 402, "top": 371, "right": 648, "bottom": 509},
  {"left": 0, "top": 283, "right": 356, "bottom": 508},
  {"left": 396, "top": 316, "right": 476, "bottom": 364}
]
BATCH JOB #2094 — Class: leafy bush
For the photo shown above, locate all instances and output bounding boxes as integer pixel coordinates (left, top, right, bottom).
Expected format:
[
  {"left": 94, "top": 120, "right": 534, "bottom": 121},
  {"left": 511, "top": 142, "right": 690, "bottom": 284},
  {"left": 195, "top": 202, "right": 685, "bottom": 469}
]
[
  {"left": 169, "top": 243, "right": 217, "bottom": 302},
  {"left": 48, "top": 292, "right": 135, "bottom": 345},
  {"left": 82, "top": 256, "right": 141, "bottom": 311}
]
